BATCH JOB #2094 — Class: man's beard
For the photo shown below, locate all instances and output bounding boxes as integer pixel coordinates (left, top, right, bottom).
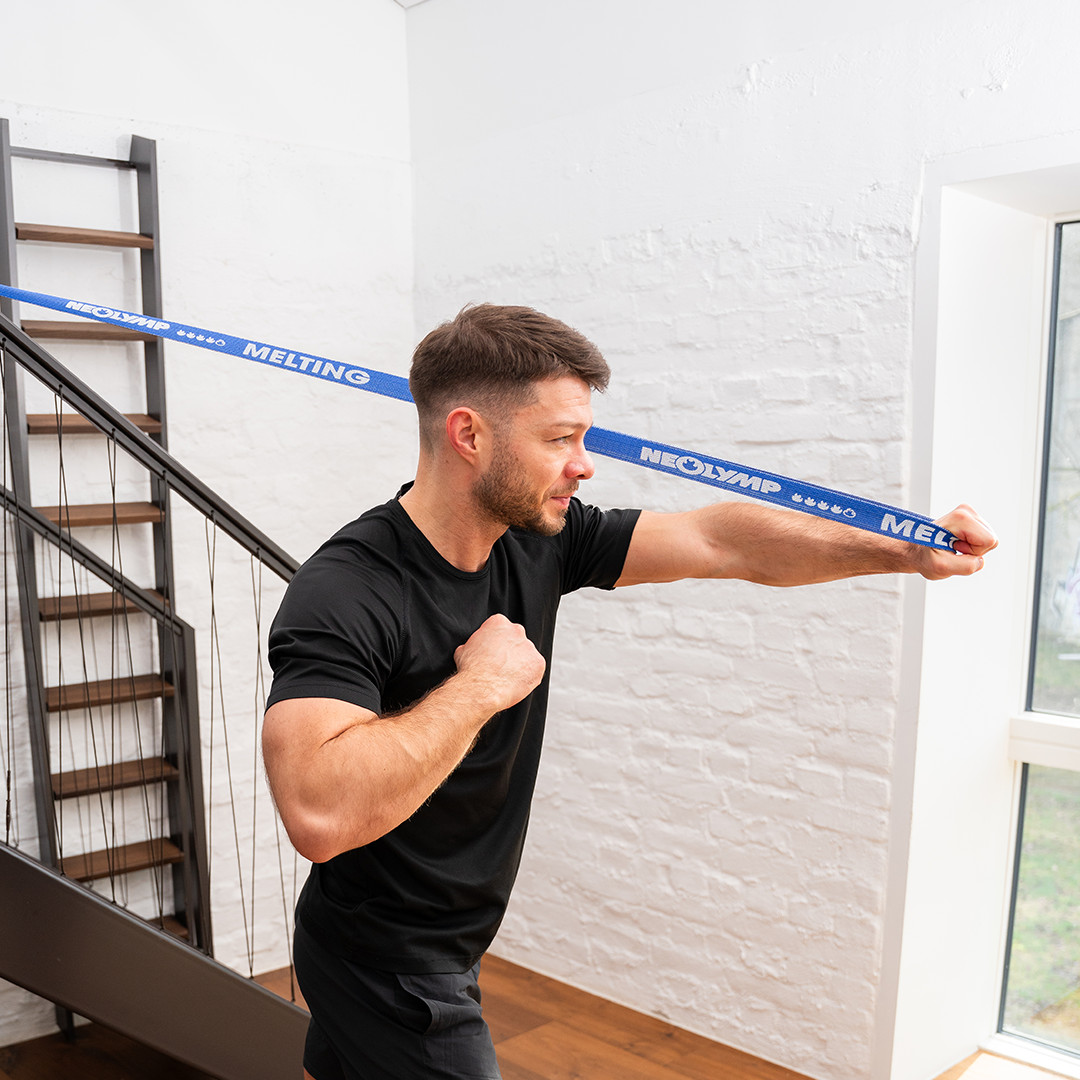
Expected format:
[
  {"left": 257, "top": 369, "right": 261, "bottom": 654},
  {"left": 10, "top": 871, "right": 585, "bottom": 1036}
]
[{"left": 473, "top": 445, "right": 574, "bottom": 536}]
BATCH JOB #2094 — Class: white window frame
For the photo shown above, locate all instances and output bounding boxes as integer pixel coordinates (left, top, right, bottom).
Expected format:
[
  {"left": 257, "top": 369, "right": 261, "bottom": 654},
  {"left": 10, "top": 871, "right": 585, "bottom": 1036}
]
[
  {"left": 987, "top": 214, "right": 1080, "bottom": 1075},
  {"left": 1007, "top": 211, "right": 1080, "bottom": 772},
  {"left": 1009, "top": 714, "right": 1080, "bottom": 771}
]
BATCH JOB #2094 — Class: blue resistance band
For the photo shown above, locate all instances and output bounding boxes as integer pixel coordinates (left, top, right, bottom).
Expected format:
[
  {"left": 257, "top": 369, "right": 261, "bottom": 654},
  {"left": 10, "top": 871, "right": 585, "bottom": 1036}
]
[{"left": 0, "top": 283, "right": 958, "bottom": 551}]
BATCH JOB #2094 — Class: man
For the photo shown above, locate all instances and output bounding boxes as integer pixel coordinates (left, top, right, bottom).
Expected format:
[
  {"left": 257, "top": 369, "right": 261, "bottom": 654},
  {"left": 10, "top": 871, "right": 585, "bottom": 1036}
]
[{"left": 262, "top": 304, "right": 995, "bottom": 1080}]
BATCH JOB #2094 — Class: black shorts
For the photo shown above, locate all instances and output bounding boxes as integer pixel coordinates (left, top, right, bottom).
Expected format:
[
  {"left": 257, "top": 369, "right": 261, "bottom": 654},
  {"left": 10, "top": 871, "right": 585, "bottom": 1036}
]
[{"left": 293, "top": 920, "right": 501, "bottom": 1080}]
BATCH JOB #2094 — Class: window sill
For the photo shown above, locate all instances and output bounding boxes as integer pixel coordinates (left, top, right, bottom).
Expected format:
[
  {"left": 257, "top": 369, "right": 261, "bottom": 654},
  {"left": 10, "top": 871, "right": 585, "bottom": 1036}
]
[{"left": 981, "top": 1032, "right": 1080, "bottom": 1079}]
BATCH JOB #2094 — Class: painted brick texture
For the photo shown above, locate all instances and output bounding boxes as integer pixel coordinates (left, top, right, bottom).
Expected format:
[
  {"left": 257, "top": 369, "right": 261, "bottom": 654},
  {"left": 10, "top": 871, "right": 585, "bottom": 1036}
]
[
  {"left": 1, "top": 0, "right": 1078, "bottom": 1074},
  {"left": 408, "top": 2, "right": 1080, "bottom": 1076},
  {"left": 0, "top": 0, "right": 414, "bottom": 1045},
  {"left": 411, "top": 218, "right": 908, "bottom": 1074}
]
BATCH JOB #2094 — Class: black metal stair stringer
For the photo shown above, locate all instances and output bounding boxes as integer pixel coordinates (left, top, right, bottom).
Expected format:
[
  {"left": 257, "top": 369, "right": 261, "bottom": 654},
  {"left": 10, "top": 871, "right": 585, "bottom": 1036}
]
[{"left": 0, "top": 841, "right": 308, "bottom": 1080}]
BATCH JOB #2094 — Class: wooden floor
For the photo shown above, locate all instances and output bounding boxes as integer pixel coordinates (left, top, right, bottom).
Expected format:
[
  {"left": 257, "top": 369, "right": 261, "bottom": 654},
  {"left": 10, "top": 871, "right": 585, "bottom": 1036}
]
[
  {"left": 0, "top": 959, "right": 1053, "bottom": 1080},
  {"left": 257, "top": 954, "right": 811, "bottom": 1079},
  {"left": 482, "top": 955, "right": 810, "bottom": 1080}
]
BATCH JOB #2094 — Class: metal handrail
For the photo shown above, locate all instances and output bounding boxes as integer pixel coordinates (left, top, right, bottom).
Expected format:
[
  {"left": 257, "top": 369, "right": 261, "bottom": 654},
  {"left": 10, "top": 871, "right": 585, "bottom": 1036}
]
[
  {"left": 0, "top": 313, "right": 299, "bottom": 582},
  {"left": 0, "top": 483, "right": 182, "bottom": 631}
]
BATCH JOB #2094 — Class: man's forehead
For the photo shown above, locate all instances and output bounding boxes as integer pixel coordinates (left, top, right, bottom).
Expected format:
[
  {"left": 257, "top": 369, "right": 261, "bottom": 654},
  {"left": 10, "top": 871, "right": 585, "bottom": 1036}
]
[{"left": 515, "top": 375, "right": 593, "bottom": 424}]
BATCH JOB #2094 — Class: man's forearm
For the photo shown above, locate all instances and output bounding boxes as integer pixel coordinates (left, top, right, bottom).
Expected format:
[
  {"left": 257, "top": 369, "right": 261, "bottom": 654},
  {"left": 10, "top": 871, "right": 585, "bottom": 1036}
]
[
  {"left": 618, "top": 499, "right": 991, "bottom": 588},
  {"left": 264, "top": 613, "right": 546, "bottom": 863},
  {"left": 695, "top": 502, "right": 939, "bottom": 586},
  {"left": 276, "top": 675, "right": 501, "bottom": 863}
]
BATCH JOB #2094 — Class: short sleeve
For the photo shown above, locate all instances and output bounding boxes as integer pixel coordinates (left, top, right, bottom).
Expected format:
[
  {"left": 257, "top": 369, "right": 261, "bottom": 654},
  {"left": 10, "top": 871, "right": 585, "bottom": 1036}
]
[
  {"left": 558, "top": 499, "right": 641, "bottom": 595},
  {"left": 265, "top": 542, "right": 403, "bottom": 713}
]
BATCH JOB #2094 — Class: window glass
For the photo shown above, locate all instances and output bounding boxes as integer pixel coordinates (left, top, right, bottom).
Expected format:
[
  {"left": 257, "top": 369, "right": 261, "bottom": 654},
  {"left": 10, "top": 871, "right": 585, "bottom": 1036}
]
[
  {"left": 1001, "top": 764, "right": 1080, "bottom": 1052},
  {"left": 1031, "top": 222, "right": 1080, "bottom": 716}
]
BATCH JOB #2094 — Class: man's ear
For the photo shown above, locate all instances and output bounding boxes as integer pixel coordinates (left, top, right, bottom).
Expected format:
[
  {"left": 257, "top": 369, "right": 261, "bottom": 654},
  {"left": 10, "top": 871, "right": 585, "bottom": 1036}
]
[{"left": 446, "top": 407, "right": 489, "bottom": 464}]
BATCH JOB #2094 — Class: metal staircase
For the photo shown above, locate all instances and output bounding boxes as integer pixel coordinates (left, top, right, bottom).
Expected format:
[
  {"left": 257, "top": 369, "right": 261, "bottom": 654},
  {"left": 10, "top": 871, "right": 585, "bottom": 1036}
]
[
  {"left": 0, "top": 840, "right": 307, "bottom": 1079},
  {"left": 0, "top": 124, "right": 306, "bottom": 1075},
  {"left": 0, "top": 121, "right": 204, "bottom": 958},
  {"left": 0, "top": 295, "right": 304, "bottom": 1080}
]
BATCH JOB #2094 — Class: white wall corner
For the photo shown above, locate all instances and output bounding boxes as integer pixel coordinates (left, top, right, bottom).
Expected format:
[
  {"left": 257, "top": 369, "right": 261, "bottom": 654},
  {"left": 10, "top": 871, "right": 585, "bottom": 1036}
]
[{"left": 886, "top": 134, "right": 1080, "bottom": 1080}]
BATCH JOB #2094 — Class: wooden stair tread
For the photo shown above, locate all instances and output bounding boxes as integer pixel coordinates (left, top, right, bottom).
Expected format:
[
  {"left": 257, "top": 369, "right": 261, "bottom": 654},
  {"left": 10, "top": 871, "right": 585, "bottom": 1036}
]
[
  {"left": 21, "top": 319, "right": 157, "bottom": 343},
  {"left": 28, "top": 412, "right": 162, "bottom": 435},
  {"left": 51, "top": 756, "right": 179, "bottom": 799},
  {"left": 39, "top": 589, "right": 166, "bottom": 622},
  {"left": 253, "top": 965, "right": 308, "bottom": 1011},
  {"left": 148, "top": 913, "right": 190, "bottom": 941},
  {"left": 46, "top": 673, "right": 174, "bottom": 713},
  {"left": 15, "top": 222, "right": 153, "bottom": 249},
  {"left": 37, "top": 502, "right": 163, "bottom": 528},
  {"left": 60, "top": 837, "right": 183, "bottom": 882}
]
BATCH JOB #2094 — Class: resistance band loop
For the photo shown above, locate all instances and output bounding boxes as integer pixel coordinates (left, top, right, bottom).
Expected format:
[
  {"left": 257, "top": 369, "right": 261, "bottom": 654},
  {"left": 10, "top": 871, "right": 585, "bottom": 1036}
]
[{"left": 0, "top": 283, "right": 957, "bottom": 551}]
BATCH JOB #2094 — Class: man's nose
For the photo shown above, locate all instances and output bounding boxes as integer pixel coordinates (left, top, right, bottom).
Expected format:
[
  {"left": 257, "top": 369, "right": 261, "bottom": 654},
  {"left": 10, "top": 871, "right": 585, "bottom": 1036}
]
[{"left": 569, "top": 447, "right": 595, "bottom": 481}]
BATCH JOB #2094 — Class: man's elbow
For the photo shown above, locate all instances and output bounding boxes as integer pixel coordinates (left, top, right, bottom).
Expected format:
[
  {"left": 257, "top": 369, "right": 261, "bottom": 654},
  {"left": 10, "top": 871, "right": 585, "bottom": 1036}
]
[
  {"left": 275, "top": 799, "right": 391, "bottom": 863},
  {"left": 275, "top": 800, "right": 345, "bottom": 863},
  {"left": 281, "top": 811, "right": 341, "bottom": 864}
]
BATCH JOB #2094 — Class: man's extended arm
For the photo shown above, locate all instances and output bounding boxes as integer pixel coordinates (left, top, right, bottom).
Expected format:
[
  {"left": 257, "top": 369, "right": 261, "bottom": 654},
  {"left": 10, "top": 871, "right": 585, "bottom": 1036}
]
[
  {"left": 615, "top": 502, "right": 997, "bottom": 587},
  {"left": 261, "top": 614, "right": 545, "bottom": 863}
]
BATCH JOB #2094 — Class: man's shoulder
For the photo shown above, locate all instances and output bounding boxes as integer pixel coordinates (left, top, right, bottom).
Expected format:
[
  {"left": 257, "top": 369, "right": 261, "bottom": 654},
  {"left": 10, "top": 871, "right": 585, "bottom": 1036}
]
[
  {"left": 291, "top": 498, "right": 409, "bottom": 591},
  {"left": 533, "top": 498, "right": 642, "bottom": 594},
  {"left": 318, "top": 499, "right": 403, "bottom": 553},
  {"left": 267, "top": 498, "right": 409, "bottom": 710},
  {"left": 555, "top": 497, "right": 641, "bottom": 545}
]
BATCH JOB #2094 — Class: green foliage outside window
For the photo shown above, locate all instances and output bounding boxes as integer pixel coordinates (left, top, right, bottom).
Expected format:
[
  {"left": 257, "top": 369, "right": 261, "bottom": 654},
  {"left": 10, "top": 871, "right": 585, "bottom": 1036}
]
[{"left": 1002, "top": 765, "right": 1080, "bottom": 1052}]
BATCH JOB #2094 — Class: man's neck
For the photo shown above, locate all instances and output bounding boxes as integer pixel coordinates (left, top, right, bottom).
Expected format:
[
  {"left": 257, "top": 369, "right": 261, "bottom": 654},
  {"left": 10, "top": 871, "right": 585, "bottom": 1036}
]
[{"left": 398, "top": 475, "right": 505, "bottom": 573}]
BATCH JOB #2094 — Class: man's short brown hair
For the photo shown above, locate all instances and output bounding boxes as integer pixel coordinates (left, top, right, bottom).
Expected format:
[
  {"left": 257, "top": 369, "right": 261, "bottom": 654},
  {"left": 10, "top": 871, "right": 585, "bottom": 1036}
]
[{"left": 409, "top": 304, "right": 610, "bottom": 448}]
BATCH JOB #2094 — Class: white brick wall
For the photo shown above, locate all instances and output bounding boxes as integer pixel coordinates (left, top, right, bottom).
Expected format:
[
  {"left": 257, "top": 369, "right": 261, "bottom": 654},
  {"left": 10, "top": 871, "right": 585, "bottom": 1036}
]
[
  {"left": 0, "top": 0, "right": 414, "bottom": 1046},
  {"left": 408, "top": 2, "right": 1080, "bottom": 1076},
  {"left": 0, "top": 0, "right": 1077, "bottom": 1073},
  {"left": 410, "top": 212, "right": 911, "bottom": 1071}
]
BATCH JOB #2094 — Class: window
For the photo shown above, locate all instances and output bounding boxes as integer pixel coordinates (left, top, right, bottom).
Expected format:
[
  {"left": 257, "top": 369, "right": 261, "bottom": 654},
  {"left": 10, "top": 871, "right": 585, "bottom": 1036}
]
[
  {"left": 1001, "top": 764, "right": 1080, "bottom": 1053},
  {"left": 1030, "top": 221, "right": 1080, "bottom": 719}
]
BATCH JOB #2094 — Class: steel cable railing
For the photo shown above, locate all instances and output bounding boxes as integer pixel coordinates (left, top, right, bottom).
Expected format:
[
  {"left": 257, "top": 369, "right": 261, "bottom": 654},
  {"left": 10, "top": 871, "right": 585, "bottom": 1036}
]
[{"left": 0, "top": 311, "right": 303, "bottom": 988}]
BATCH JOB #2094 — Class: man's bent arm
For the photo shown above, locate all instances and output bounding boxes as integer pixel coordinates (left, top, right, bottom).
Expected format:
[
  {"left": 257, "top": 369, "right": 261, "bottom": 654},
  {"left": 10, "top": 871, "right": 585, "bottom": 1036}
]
[
  {"left": 616, "top": 501, "right": 997, "bottom": 588},
  {"left": 262, "top": 614, "right": 545, "bottom": 863}
]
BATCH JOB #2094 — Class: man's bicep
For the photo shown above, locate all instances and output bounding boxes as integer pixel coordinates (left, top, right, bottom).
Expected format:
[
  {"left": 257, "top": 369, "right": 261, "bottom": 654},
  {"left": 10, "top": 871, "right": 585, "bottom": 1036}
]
[
  {"left": 615, "top": 509, "right": 721, "bottom": 586},
  {"left": 261, "top": 697, "right": 381, "bottom": 860},
  {"left": 263, "top": 697, "right": 378, "bottom": 777}
]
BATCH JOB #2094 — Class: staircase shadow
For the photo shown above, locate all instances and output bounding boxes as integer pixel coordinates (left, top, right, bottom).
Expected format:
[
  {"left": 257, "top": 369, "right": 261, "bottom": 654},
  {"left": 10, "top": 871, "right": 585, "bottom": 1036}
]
[{"left": 0, "top": 1022, "right": 215, "bottom": 1080}]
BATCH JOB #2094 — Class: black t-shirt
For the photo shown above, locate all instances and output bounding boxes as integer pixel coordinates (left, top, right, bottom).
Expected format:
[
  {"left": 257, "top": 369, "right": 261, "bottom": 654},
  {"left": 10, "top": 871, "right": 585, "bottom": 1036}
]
[{"left": 266, "top": 491, "right": 640, "bottom": 972}]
